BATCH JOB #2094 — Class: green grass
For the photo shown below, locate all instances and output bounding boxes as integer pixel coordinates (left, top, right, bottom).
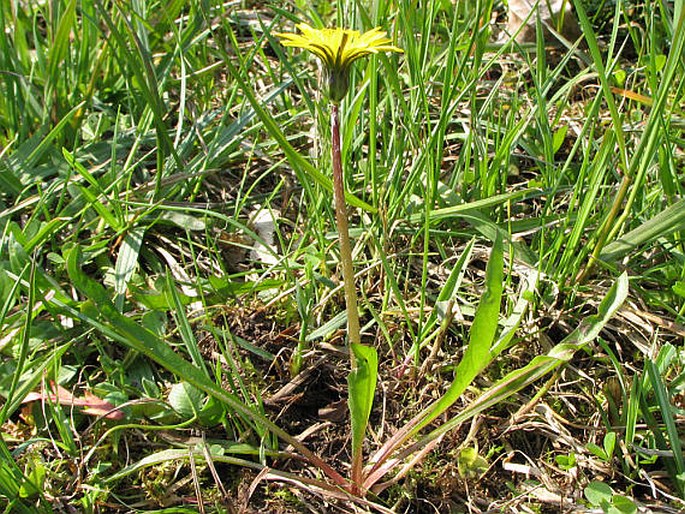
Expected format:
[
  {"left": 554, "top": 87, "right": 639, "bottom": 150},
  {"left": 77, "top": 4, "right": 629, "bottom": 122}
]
[{"left": 1, "top": 0, "right": 685, "bottom": 511}]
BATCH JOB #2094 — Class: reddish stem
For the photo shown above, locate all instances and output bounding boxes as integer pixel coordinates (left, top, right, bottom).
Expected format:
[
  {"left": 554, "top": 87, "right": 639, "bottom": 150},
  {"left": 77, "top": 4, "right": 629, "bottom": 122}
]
[
  {"left": 331, "top": 103, "right": 361, "bottom": 348},
  {"left": 331, "top": 102, "right": 363, "bottom": 494}
]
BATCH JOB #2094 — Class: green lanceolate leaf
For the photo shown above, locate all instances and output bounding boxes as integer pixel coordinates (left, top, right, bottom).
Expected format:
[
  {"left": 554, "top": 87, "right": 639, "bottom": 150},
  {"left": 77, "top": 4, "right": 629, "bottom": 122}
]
[
  {"left": 114, "top": 226, "right": 145, "bottom": 311},
  {"left": 348, "top": 342, "right": 378, "bottom": 488},
  {"left": 348, "top": 343, "right": 379, "bottom": 457},
  {"left": 413, "top": 234, "right": 504, "bottom": 434},
  {"left": 422, "top": 272, "right": 629, "bottom": 445},
  {"left": 365, "top": 273, "right": 630, "bottom": 492},
  {"left": 467, "top": 234, "right": 505, "bottom": 358}
]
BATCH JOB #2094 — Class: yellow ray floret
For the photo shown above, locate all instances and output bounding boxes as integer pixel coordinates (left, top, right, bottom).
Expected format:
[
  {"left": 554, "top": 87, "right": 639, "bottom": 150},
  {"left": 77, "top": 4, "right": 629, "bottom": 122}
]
[{"left": 275, "top": 23, "right": 402, "bottom": 101}]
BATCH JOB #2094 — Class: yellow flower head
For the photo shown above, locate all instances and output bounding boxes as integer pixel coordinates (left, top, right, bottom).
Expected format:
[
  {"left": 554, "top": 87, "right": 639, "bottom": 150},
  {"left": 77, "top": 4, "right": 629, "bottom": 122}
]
[{"left": 275, "top": 23, "right": 403, "bottom": 102}]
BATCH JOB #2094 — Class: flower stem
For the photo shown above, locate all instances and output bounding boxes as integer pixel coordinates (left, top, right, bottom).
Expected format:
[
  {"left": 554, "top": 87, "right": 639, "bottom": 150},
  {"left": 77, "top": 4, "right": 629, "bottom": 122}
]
[
  {"left": 331, "top": 102, "right": 361, "bottom": 350},
  {"left": 331, "top": 101, "right": 364, "bottom": 495}
]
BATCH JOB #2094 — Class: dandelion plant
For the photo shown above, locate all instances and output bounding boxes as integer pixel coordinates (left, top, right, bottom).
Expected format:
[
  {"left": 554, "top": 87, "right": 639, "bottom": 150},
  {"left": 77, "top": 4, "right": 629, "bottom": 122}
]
[{"left": 276, "top": 22, "right": 402, "bottom": 493}]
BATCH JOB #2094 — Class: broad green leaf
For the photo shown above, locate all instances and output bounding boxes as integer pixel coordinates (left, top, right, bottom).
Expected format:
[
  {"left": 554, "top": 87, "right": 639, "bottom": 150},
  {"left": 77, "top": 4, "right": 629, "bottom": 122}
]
[
  {"left": 604, "top": 431, "right": 617, "bottom": 459},
  {"left": 418, "top": 273, "right": 629, "bottom": 447},
  {"left": 555, "top": 453, "right": 576, "bottom": 471},
  {"left": 586, "top": 442, "right": 608, "bottom": 461},
  {"left": 612, "top": 68, "right": 626, "bottom": 86},
  {"left": 468, "top": 234, "right": 504, "bottom": 356},
  {"left": 199, "top": 395, "right": 227, "bottom": 426},
  {"left": 168, "top": 381, "right": 204, "bottom": 419},
  {"left": 348, "top": 342, "right": 378, "bottom": 476},
  {"left": 363, "top": 274, "right": 630, "bottom": 491},
  {"left": 610, "top": 495, "right": 638, "bottom": 514},
  {"left": 552, "top": 125, "right": 568, "bottom": 155},
  {"left": 654, "top": 54, "right": 667, "bottom": 73},
  {"left": 584, "top": 480, "right": 613, "bottom": 506},
  {"left": 457, "top": 447, "right": 488, "bottom": 478}
]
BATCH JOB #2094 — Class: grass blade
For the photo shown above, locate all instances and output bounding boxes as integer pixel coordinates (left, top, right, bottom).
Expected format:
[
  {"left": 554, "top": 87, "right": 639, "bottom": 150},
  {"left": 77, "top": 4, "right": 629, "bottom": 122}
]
[
  {"left": 600, "top": 197, "right": 685, "bottom": 262},
  {"left": 62, "top": 245, "right": 348, "bottom": 488},
  {"left": 165, "top": 271, "right": 208, "bottom": 375},
  {"left": 224, "top": 31, "right": 376, "bottom": 214},
  {"left": 645, "top": 360, "right": 685, "bottom": 495}
]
